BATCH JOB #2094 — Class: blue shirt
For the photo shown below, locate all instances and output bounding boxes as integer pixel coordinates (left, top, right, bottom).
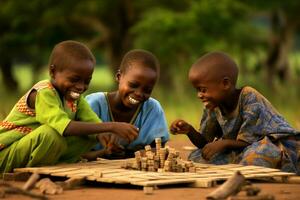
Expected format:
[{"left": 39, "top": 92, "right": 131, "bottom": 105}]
[{"left": 86, "top": 92, "right": 169, "bottom": 151}]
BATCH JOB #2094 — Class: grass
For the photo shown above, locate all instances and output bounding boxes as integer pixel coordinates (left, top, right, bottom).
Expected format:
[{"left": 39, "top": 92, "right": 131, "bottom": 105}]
[{"left": 1, "top": 64, "right": 300, "bottom": 132}]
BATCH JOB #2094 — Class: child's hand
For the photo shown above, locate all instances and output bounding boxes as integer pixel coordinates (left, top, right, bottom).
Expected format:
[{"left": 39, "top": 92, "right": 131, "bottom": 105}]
[
  {"left": 97, "top": 133, "right": 124, "bottom": 154},
  {"left": 170, "top": 119, "right": 193, "bottom": 135},
  {"left": 110, "top": 122, "right": 139, "bottom": 142},
  {"left": 202, "top": 140, "right": 226, "bottom": 160},
  {"left": 97, "top": 133, "right": 117, "bottom": 149}
]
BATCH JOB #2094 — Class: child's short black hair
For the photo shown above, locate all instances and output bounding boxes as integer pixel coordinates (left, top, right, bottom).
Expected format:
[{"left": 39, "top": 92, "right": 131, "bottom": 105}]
[
  {"left": 49, "top": 40, "right": 96, "bottom": 71},
  {"left": 192, "top": 51, "right": 238, "bottom": 85},
  {"left": 120, "top": 49, "right": 160, "bottom": 74}
]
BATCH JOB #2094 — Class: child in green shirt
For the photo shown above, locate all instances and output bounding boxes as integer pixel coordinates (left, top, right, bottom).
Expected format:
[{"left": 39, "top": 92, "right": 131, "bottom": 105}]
[{"left": 0, "top": 40, "right": 138, "bottom": 172}]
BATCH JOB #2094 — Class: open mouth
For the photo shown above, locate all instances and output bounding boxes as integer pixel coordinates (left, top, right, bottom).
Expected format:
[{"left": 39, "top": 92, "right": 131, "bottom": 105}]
[
  {"left": 128, "top": 96, "right": 140, "bottom": 105},
  {"left": 203, "top": 101, "right": 210, "bottom": 107},
  {"left": 70, "top": 91, "right": 80, "bottom": 100}
]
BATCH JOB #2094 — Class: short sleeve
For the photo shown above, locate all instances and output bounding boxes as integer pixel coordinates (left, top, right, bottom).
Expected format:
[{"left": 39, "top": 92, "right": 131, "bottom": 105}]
[{"left": 35, "top": 88, "right": 71, "bottom": 135}]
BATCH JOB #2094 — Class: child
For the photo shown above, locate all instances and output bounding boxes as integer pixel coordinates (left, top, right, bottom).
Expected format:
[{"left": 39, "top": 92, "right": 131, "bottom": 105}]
[
  {"left": 85, "top": 49, "right": 169, "bottom": 159},
  {"left": 170, "top": 51, "right": 299, "bottom": 174},
  {"left": 0, "top": 40, "right": 138, "bottom": 173}
]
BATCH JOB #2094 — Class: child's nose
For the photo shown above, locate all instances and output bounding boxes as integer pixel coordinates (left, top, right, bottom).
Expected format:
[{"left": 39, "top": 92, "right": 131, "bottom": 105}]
[
  {"left": 75, "top": 82, "right": 86, "bottom": 92},
  {"left": 134, "top": 89, "right": 143, "bottom": 98},
  {"left": 197, "top": 92, "right": 204, "bottom": 99}
]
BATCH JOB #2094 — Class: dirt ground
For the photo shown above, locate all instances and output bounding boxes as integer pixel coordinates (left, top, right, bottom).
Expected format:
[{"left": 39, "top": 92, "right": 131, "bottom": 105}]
[{"left": 1, "top": 138, "right": 300, "bottom": 200}]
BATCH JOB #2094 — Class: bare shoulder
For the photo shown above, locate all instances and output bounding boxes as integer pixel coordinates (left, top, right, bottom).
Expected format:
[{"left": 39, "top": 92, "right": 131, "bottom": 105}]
[{"left": 27, "top": 89, "right": 37, "bottom": 109}]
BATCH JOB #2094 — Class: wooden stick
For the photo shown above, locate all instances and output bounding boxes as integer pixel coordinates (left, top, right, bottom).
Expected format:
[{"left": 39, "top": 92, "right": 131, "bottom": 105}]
[
  {"left": 228, "top": 194, "right": 275, "bottom": 200},
  {"left": 206, "top": 171, "right": 246, "bottom": 200},
  {"left": 22, "top": 172, "right": 40, "bottom": 191},
  {"left": 0, "top": 181, "right": 47, "bottom": 200}
]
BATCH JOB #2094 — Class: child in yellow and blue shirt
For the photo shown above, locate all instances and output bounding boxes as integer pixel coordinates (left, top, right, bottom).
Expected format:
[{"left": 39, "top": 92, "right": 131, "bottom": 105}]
[{"left": 170, "top": 51, "right": 299, "bottom": 174}]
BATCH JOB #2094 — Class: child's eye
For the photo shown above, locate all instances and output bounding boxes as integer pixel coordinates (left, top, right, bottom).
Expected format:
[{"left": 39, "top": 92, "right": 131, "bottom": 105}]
[
  {"left": 198, "top": 87, "right": 207, "bottom": 93},
  {"left": 68, "top": 77, "right": 80, "bottom": 83},
  {"left": 128, "top": 82, "right": 139, "bottom": 88}
]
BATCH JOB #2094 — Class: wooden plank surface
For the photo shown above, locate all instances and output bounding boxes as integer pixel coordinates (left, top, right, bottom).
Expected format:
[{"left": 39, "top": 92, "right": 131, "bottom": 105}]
[{"left": 13, "top": 158, "right": 296, "bottom": 188}]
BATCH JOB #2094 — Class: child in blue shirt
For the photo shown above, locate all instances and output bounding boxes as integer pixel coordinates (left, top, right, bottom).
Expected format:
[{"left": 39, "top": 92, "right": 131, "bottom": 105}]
[{"left": 86, "top": 49, "right": 169, "bottom": 159}]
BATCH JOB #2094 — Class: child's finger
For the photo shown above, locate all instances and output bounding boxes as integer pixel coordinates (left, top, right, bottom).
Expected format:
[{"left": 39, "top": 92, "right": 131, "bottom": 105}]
[
  {"left": 127, "top": 127, "right": 139, "bottom": 141},
  {"left": 170, "top": 127, "right": 178, "bottom": 134},
  {"left": 99, "top": 135, "right": 109, "bottom": 147},
  {"left": 178, "top": 120, "right": 187, "bottom": 127}
]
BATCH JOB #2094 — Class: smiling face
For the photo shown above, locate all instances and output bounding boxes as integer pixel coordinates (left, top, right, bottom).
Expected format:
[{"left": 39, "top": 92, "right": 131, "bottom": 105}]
[
  {"left": 48, "top": 40, "right": 96, "bottom": 101},
  {"left": 116, "top": 63, "right": 157, "bottom": 109},
  {"left": 188, "top": 52, "right": 238, "bottom": 111},
  {"left": 50, "top": 58, "right": 94, "bottom": 101},
  {"left": 189, "top": 68, "right": 228, "bottom": 110}
]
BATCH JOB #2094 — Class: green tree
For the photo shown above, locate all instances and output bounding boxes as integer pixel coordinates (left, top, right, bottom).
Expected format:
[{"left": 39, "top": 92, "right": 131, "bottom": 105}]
[
  {"left": 132, "top": 0, "right": 264, "bottom": 87},
  {"left": 0, "top": 0, "right": 190, "bottom": 91},
  {"left": 245, "top": 0, "right": 300, "bottom": 87},
  {"left": 67, "top": 0, "right": 190, "bottom": 73},
  {"left": 0, "top": 0, "right": 76, "bottom": 91}
]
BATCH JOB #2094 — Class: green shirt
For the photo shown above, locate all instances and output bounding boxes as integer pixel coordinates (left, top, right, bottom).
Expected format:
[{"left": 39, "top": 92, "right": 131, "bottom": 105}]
[{"left": 0, "top": 80, "right": 100, "bottom": 150}]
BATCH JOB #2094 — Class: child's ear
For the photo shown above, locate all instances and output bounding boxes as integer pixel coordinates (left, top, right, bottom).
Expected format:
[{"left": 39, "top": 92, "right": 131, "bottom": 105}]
[
  {"left": 49, "top": 64, "right": 56, "bottom": 79},
  {"left": 115, "top": 69, "right": 121, "bottom": 82}
]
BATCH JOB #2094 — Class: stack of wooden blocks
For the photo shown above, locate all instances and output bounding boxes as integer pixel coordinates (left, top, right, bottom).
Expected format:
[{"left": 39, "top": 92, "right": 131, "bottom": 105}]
[{"left": 122, "top": 138, "right": 196, "bottom": 173}]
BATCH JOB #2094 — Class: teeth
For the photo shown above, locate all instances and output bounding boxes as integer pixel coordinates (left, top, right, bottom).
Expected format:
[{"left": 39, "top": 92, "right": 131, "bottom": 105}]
[
  {"left": 70, "top": 91, "right": 80, "bottom": 99},
  {"left": 203, "top": 102, "right": 209, "bottom": 107},
  {"left": 128, "top": 96, "right": 140, "bottom": 105}
]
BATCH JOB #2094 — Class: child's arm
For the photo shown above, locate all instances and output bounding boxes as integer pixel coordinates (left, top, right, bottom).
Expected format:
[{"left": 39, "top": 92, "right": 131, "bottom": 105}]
[
  {"left": 202, "top": 139, "right": 249, "bottom": 160},
  {"left": 34, "top": 88, "right": 138, "bottom": 142},
  {"left": 64, "top": 121, "right": 138, "bottom": 142},
  {"left": 170, "top": 119, "right": 207, "bottom": 148}
]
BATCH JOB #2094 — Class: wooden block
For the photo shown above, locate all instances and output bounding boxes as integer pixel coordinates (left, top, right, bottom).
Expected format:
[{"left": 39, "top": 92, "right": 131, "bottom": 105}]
[
  {"left": 188, "top": 178, "right": 216, "bottom": 188},
  {"left": 143, "top": 186, "right": 154, "bottom": 194},
  {"left": 133, "top": 178, "right": 196, "bottom": 186},
  {"left": 93, "top": 171, "right": 103, "bottom": 178},
  {"left": 157, "top": 168, "right": 164, "bottom": 173}
]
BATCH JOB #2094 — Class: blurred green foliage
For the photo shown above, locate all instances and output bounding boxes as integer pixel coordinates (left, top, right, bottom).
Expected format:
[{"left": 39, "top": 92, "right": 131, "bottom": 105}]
[
  {"left": 1, "top": 0, "right": 300, "bottom": 131},
  {"left": 1, "top": 0, "right": 300, "bottom": 90}
]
